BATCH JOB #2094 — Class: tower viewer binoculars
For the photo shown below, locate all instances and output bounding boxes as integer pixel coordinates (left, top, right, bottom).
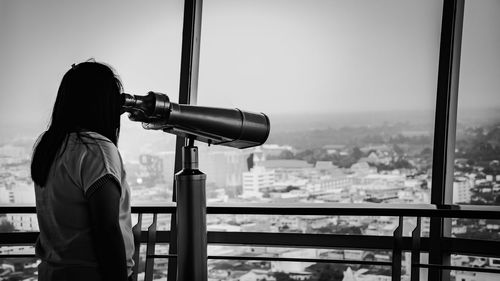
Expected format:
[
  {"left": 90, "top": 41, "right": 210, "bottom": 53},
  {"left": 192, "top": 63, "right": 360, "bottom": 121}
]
[{"left": 121, "top": 92, "right": 270, "bottom": 149}]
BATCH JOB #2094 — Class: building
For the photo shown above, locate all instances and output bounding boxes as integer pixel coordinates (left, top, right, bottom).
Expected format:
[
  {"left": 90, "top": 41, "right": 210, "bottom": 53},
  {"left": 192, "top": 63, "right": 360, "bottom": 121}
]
[
  {"left": 4, "top": 214, "right": 38, "bottom": 232},
  {"left": 0, "top": 183, "right": 35, "bottom": 205},
  {"left": 199, "top": 148, "right": 251, "bottom": 196},
  {"left": 242, "top": 166, "right": 275, "bottom": 198},
  {"left": 238, "top": 269, "right": 276, "bottom": 281},
  {"left": 256, "top": 160, "right": 313, "bottom": 181},
  {"left": 453, "top": 176, "right": 473, "bottom": 203},
  {"left": 271, "top": 248, "right": 318, "bottom": 273}
]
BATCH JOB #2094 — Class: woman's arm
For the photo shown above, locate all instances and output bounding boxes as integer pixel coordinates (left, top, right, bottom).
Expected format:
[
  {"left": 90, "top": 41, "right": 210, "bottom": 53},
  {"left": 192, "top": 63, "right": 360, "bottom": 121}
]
[{"left": 88, "top": 178, "right": 128, "bottom": 281}]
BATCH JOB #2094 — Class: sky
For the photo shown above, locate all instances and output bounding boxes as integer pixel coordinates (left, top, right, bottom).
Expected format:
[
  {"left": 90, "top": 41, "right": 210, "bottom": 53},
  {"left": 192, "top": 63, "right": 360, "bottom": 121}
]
[{"left": 0, "top": 0, "right": 499, "bottom": 137}]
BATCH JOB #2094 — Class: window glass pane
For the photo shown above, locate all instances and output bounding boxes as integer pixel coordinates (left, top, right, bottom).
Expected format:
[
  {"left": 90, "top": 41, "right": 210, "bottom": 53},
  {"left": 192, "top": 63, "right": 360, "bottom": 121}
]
[
  {"left": 455, "top": 0, "right": 500, "bottom": 206},
  {"left": 0, "top": 246, "right": 37, "bottom": 281},
  {"left": 0, "top": 0, "right": 183, "bottom": 205},
  {"left": 451, "top": 271, "right": 500, "bottom": 281},
  {"left": 198, "top": 0, "right": 442, "bottom": 205},
  {"left": 451, "top": 254, "right": 500, "bottom": 281},
  {"left": 208, "top": 260, "right": 394, "bottom": 281},
  {"left": 452, "top": 254, "right": 500, "bottom": 271},
  {"left": 0, "top": 213, "right": 38, "bottom": 232},
  {"left": 208, "top": 246, "right": 396, "bottom": 281},
  {"left": 208, "top": 214, "right": 422, "bottom": 237},
  {"left": 452, "top": 218, "right": 500, "bottom": 241}
]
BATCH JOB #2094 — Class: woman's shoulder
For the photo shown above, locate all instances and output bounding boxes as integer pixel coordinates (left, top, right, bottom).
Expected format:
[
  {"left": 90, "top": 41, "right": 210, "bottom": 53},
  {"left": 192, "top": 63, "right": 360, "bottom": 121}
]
[
  {"left": 66, "top": 131, "right": 119, "bottom": 159},
  {"left": 67, "top": 131, "right": 114, "bottom": 147},
  {"left": 65, "top": 131, "right": 123, "bottom": 172},
  {"left": 75, "top": 131, "right": 113, "bottom": 143},
  {"left": 59, "top": 131, "right": 124, "bottom": 191}
]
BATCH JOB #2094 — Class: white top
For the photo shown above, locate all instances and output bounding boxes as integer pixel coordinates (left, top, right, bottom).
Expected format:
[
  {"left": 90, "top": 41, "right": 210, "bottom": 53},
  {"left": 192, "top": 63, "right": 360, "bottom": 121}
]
[{"left": 35, "top": 131, "right": 134, "bottom": 277}]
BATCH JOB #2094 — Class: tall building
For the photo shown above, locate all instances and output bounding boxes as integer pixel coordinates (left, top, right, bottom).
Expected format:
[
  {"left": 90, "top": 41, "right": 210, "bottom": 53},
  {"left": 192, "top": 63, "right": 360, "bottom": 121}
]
[
  {"left": 453, "top": 176, "right": 473, "bottom": 203},
  {"left": 242, "top": 166, "right": 275, "bottom": 198}
]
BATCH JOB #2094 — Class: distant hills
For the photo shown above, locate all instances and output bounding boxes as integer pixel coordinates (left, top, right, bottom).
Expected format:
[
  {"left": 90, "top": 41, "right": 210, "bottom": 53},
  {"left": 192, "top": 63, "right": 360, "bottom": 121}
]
[{"left": 1, "top": 107, "right": 499, "bottom": 151}]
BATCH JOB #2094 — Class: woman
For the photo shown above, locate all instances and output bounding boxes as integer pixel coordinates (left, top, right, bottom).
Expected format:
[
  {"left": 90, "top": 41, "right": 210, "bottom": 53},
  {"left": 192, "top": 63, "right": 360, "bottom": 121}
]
[{"left": 31, "top": 61, "right": 134, "bottom": 281}]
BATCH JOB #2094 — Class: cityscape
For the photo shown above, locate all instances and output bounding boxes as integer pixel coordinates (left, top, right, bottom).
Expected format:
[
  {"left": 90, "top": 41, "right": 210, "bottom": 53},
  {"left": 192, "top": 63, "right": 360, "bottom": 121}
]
[{"left": 1, "top": 112, "right": 499, "bottom": 281}]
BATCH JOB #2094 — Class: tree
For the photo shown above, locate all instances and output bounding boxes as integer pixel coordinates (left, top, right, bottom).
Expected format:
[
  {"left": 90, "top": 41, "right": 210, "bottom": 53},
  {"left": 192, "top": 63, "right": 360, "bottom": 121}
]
[
  {"left": 420, "top": 147, "right": 432, "bottom": 156},
  {"left": 273, "top": 272, "right": 296, "bottom": 281},
  {"left": 0, "top": 220, "right": 15, "bottom": 232},
  {"left": 393, "top": 144, "right": 404, "bottom": 156},
  {"left": 495, "top": 194, "right": 500, "bottom": 205},
  {"left": 296, "top": 149, "right": 315, "bottom": 163},
  {"left": 352, "top": 147, "right": 363, "bottom": 160},
  {"left": 393, "top": 158, "right": 413, "bottom": 169},
  {"left": 285, "top": 185, "right": 300, "bottom": 192},
  {"left": 279, "top": 150, "right": 295, "bottom": 160},
  {"left": 308, "top": 263, "right": 346, "bottom": 281},
  {"left": 334, "top": 155, "right": 357, "bottom": 168},
  {"left": 314, "top": 223, "right": 363, "bottom": 235}
]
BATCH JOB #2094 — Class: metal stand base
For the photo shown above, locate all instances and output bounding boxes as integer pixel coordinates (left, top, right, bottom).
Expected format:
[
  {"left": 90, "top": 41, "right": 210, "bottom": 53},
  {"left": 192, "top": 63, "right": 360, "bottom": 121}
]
[{"left": 176, "top": 139, "right": 207, "bottom": 281}]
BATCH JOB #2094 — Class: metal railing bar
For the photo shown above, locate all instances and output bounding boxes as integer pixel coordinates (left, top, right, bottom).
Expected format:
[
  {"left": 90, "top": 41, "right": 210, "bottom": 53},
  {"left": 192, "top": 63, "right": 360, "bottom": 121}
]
[
  {"left": 144, "top": 214, "right": 158, "bottom": 281},
  {"left": 132, "top": 205, "right": 176, "bottom": 213},
  {"left": 0, "top": 205, "right": 36, "bottom": 213},
  {"left": 0, "top": 230, "right": 171, "bottom": 246},
  {"left": 415, "top": 263, "right": 500, "bottom": 274},
  {"left": 207, "top": 232, "right": 411, "bottom": 250},
  {"left": 207, "top": 204, "right": 500, "bottom": 219},
  {"left": 411, "top": 217, "right": 422, "bottom": 281},
  {"left": 392, "top": 216, "right": 403, "bottom": 281},
  {"left": 208, "top": 202, "right": 434, "bottom": 211},
  {"left": 0, "top": 205, "right": 177, "bottom": 214},
  {"left": 142, "top": 254, "right": 392, "bottom": 266},
  {"left": 1, "top": 230, "right": 498, "bottom": 262},
  {"left": 207, "top": 255, "right": 392, "bottom": 266},
  {"left": 0, "top": 232, "right": 427, "bottom": 251},
  {"left": 0, "top": 254, "right": 36, "bottom": 258},
  {"left": 209, "top": 203, "right": 500, "bottom": 211},
  {"left": 2, "top": 233, "right": 500, "bottom": 267},
  {"left": 451, "top": 204, "right": 500, "bottom": 212},
  {"left": 131, "top": 213, "right": 143, "bottom": 281},
  {"left": 138, "top": 231, "right": 171, "bottom": 244},
  {"left": 0, "top": 232, "right": 38, "bottom": 244},
  {"left": 1, "top": 204, "right": 498, "bottom": 219},
  {"left": 147, "top": 254, "right": 177, "bottom": 259},
  {"left": 444, "top": 237, "right": 500, "bottom": 257}
]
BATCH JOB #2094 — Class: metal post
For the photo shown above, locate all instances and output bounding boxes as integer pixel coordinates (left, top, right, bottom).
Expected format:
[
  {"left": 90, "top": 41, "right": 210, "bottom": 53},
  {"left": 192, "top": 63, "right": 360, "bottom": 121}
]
[
  {"left": 131, "top": 213, "right": 143, "bottom": 281},
  {"left": 144, "top": 214, "right": 158, "bottom": 281},
  {"left": 176, "top": 139, "right": 207, "bottom": 281},
  {"left": 391, "top": 216, "right": 403, "bottom": 281},
  {"left": 411, "top": 217, "right": 421, "bottom": 281},
  {"left": 429, "top": 0, "right": 464, "bottom": 280}
]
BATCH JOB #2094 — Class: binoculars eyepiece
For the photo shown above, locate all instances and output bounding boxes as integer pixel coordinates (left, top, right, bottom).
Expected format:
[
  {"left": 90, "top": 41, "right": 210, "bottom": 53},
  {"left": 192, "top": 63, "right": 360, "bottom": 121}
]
[{"left": 121, "top": 92, "right": 270, "bottom": 149}]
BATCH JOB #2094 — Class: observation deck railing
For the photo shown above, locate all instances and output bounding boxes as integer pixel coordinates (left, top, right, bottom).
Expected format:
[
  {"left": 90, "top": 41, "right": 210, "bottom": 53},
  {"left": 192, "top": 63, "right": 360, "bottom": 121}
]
[{"left": 1, "top": 203, "right": 500, "bottom": 281}]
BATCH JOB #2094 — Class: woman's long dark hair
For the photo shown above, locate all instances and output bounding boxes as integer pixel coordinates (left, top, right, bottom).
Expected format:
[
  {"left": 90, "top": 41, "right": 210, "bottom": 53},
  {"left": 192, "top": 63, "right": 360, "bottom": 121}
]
[{"left": 31, "top": 61, "right": 123, "bottom": 187}]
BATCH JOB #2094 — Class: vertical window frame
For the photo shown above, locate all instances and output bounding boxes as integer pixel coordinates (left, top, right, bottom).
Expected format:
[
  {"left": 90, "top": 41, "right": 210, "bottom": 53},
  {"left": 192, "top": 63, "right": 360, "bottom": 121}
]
[
  {"left": 168, "top": 0, "right": 204, "bottom": 280},
  {"left": 429, "top": 0, "right": 465, "bottom": 280}
]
